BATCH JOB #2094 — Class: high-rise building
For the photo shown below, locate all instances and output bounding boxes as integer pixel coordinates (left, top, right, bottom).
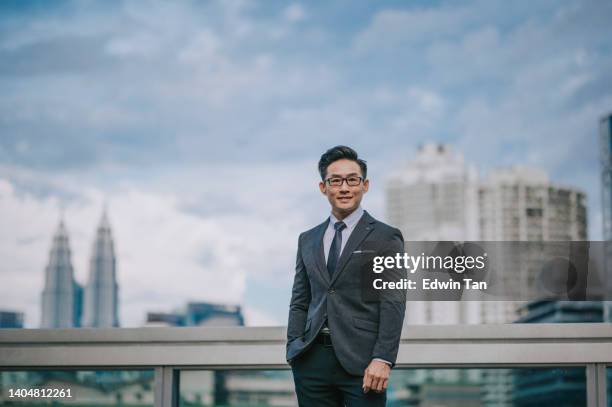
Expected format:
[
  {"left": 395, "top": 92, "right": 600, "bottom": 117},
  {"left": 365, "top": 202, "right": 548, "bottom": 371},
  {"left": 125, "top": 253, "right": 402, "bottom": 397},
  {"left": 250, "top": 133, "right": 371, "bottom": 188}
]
[
  {"left": 82, "top": 210, "right": 119, "bottom": 327},
  {"left": 600, "top": 112, "right": 612, "bottom": 242},
  {"left": 0, "top": 311, "right": 24, "bottom": 328},
  {"left": 386, "top": 143, "right": 481, "bottom": 326},
  {"left": 387, "top": 150, "right": 588, "bottom": 325},
  {"left": 480, "top": 166, "right": 587, "bottom": 242},
  {"left": 479, "top": 166, "right": 588, "bottom": 323},
  {"left": 41, "top": 219, "right": 82, "bottom": 328},
  {"left": 599, "top": 111, "right": 612, "bottom": 322},
  {"left": 387, "top": 143, "right": 480, "bottom": 242}
]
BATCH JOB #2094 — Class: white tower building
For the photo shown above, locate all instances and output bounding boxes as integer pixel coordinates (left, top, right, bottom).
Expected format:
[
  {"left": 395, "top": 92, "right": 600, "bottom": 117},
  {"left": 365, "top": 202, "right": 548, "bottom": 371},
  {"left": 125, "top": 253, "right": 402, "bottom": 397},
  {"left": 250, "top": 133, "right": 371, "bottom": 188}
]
[
  {"left": 386, "top": 143, "right": 481, "bottom": 326},
  {"left": 82, "top": 210, "right": 119, "bottom": 327},
  {"left": 41, "top": 219, "right": 82, "bottom": 328},
  {"left": 387, "top": 143, "right": 480, "bottom": 241}
]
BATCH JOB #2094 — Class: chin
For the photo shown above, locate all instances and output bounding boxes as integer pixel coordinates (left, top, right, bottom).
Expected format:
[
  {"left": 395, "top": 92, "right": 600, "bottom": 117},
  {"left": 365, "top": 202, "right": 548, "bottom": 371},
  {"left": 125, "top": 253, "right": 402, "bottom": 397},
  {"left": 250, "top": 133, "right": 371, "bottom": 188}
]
[{"left": 337, "top": 203, "right": 356, "bottom": 212}]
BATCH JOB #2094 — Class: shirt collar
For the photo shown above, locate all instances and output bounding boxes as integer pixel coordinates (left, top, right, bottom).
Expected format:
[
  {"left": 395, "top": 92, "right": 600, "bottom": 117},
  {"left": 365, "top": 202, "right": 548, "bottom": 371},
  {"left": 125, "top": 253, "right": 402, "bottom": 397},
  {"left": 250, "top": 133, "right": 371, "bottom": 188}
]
[{"left": 329, "top": 206, "right": 364, "bottom": 230}]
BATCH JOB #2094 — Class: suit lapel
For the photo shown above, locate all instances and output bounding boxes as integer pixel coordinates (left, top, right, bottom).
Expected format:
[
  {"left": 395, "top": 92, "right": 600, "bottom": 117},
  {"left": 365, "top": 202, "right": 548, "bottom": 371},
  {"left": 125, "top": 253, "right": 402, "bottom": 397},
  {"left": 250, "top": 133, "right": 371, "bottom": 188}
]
[
  {"left": 311, "top": 219, "right": 330, "bottom": 286},
  {"left": 329, "top": 211, "right": 376, "bottom": 286}
]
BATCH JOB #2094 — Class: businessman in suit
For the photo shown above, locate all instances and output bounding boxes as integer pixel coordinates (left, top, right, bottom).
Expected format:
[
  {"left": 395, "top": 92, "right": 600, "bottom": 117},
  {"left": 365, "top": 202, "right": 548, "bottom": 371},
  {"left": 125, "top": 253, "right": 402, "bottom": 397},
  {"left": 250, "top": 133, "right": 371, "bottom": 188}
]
[{"left": 287, "top": 145, "right": 406, "bottom": 406}]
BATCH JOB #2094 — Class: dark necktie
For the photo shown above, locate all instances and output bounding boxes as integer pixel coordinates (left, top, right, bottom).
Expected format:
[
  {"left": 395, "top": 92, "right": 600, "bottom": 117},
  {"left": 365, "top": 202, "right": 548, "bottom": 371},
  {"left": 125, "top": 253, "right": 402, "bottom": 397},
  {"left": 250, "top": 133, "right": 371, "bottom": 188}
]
[{"left": 327, "top": 221, "right": 347, "bottom": 279}]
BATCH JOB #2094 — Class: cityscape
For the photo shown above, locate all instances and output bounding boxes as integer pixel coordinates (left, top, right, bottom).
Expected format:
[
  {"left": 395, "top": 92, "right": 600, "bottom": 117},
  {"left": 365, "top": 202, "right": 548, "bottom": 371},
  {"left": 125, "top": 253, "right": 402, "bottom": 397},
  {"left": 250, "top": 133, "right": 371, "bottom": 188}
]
[
  {"left": 1, "top": 112, "right": 611, "bottom": 406},
  {"left": 1, "top": 0, "right": 611, "bottom": 406},
  {"left": 2, "top": 113, "right": 610, "bottom": 331}
]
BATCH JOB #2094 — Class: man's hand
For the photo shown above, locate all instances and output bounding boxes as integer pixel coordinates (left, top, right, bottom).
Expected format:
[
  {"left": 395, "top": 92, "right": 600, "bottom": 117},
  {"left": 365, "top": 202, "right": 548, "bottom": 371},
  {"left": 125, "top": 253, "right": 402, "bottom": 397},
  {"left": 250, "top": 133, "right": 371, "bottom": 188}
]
[{"left": 362, "top": 359, "right": 391, "bottom": 393}]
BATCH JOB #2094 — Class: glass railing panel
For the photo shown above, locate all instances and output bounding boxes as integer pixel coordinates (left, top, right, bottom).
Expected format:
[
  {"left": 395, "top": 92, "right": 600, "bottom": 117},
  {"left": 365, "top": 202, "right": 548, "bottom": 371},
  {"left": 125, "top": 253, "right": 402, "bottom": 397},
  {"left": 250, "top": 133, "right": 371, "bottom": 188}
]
[
  {"left": 0, "top": 370, "right": 154, "bottom": 406},
  {"left": 180, "top": 367, "right": 586, "bottom": 407}
]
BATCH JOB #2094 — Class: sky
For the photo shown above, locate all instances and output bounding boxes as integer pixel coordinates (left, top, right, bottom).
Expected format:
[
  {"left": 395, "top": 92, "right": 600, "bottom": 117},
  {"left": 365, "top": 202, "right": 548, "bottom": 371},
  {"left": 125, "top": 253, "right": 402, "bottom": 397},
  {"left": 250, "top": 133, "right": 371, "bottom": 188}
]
[{"left": 1, "top": 0, "right": 611, "bottom": 328}]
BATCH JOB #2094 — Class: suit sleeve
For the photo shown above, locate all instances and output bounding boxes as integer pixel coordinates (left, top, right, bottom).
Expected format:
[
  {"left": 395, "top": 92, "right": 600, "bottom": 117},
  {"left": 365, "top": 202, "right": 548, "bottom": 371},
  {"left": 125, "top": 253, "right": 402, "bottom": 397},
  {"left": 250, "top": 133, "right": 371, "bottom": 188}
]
[
  {"left": 287, "top": 233, "right": 311, "bottom": 345},
  {"left": 371, "top": 228, "right": 407, "bottom": 366}
]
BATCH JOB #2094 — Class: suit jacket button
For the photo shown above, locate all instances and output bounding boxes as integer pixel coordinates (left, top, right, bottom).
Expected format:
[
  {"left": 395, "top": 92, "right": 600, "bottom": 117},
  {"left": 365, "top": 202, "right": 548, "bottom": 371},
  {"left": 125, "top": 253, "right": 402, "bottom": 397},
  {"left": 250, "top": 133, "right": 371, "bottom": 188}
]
[{"left": 328, "top": 289, "right": 335, "bottom": 294}]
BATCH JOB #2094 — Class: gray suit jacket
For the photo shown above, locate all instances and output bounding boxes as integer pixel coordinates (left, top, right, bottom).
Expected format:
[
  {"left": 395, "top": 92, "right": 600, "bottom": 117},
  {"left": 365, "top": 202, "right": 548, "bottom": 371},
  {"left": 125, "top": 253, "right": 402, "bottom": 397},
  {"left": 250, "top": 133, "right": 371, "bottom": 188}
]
[{"left": 286, "top": 211, "right": 406, "bottom": 376}]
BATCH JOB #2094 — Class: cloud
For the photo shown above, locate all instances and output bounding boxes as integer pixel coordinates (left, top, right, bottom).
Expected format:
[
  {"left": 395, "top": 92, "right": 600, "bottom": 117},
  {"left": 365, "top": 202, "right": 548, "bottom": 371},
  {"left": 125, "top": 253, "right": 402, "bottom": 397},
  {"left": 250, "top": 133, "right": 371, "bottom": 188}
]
[
  {"left": 284, "top": 4, "right": 307, "bottom": 23},
  {"left": 351, "top": 0, "right": 611, "bottom": 238},
  {"left": 0, "top": 1, "right": 342, "bottom": 172},
  {"left": 0, "top": 176, "right": 268, "bottom": 327},
  {"left": 0, "top": 0, "right": 610, "bottom": 326},
  {"left": 0, "top": 179, "right": 59, "bottom": 327},
  {"left": 352, "top": 3, "right": 474, "bottom": 54},
  {"left": 0, "top": 158, "right": 341, "bottom": 327}
]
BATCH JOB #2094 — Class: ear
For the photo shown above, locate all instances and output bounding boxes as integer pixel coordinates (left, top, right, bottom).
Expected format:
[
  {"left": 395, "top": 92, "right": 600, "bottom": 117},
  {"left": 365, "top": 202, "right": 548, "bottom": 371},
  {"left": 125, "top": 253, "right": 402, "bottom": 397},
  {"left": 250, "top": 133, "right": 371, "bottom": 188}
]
[
  {"left": 319, "top": 181, "right": 327, "bottom": 194},
  {"left": 363, "top": 178, "right": 369, "bottom": 193}
]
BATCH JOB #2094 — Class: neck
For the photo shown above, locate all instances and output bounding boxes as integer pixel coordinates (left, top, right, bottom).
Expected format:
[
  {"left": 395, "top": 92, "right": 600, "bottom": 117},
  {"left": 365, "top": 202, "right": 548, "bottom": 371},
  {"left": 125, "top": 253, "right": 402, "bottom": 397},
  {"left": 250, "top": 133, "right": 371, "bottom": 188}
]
[{"left": 332, "top": 207, "right": 356, "bottom": 221}]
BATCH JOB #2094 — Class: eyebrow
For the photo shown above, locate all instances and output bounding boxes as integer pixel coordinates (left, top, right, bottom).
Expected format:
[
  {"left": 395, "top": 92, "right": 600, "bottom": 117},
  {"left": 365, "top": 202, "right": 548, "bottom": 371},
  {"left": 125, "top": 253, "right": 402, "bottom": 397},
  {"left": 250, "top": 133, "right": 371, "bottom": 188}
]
[{"left": 327, "top": 172, "right": 360, "bottom": 178}]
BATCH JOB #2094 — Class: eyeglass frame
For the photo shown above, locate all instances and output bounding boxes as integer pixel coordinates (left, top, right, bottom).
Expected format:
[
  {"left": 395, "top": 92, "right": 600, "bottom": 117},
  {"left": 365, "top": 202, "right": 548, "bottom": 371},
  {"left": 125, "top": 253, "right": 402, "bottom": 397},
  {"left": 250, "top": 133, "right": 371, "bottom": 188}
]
[{"left": 324, "top": 176, "right": 365, "bottom": 187}]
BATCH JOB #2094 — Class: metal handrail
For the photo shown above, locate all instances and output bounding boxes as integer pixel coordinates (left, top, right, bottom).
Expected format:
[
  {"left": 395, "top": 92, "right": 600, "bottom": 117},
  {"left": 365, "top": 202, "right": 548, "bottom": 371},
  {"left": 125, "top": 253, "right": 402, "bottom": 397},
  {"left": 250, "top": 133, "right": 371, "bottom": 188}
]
[{"left": 1, "top": 324, "right": 610, "bottom": 406}]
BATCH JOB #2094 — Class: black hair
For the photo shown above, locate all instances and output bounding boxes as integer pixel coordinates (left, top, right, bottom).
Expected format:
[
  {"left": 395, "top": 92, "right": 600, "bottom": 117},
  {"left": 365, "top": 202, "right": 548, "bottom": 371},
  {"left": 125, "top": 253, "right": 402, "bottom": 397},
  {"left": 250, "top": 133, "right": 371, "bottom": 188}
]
[{"left": 318, "top": 145, "right": 367, "bottom": 180}]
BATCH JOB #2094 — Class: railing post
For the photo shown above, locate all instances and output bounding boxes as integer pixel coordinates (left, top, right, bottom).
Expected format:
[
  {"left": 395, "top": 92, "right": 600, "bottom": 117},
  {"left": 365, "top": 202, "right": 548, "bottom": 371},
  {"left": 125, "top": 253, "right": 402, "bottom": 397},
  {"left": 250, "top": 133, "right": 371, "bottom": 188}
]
[
  {"left": 586, "top": 363, "right": 608, "bottom": 407},
  {"left": 596, "top": 364, "right": 608, "bottom": 407},
  {"left": 155, "top": 367, "right": 180, "bottom": 407}
]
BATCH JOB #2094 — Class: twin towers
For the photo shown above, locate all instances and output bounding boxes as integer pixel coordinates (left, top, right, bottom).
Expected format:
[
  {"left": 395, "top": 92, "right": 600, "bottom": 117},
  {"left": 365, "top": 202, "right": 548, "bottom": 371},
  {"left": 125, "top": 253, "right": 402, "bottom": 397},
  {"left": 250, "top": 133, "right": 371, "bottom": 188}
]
[{"left": 40, "top": 210, "right": 119, "bottom": 328}]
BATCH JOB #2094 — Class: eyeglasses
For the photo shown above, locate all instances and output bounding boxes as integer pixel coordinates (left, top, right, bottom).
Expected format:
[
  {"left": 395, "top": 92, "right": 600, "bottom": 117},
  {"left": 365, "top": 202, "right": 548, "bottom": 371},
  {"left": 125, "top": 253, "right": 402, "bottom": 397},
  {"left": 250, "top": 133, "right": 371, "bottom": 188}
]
[{"left": 325, "top": 176, "right": 364, "bottom": 187}]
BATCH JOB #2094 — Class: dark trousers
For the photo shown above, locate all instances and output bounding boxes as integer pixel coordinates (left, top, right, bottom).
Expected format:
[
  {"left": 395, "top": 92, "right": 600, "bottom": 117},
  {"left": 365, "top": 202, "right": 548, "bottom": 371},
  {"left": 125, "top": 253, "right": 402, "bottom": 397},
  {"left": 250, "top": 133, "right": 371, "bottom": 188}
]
[{"left": 291, "top": 342, "right": 386, "bottom": 407}]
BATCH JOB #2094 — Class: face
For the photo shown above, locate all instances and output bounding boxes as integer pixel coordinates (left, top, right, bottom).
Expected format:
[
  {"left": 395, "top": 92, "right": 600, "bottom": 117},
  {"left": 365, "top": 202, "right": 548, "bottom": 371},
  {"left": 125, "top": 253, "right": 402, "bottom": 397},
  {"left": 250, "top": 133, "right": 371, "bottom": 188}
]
[{"left": 319, "top": 159, "right": 369, "bottom": 220}]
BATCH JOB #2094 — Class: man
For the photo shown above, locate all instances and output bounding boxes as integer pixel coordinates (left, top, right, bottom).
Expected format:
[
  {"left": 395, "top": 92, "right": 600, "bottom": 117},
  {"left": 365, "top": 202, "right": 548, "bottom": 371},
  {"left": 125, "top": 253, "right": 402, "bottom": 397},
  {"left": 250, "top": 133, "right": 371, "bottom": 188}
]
[{"left": 287, "top": 145, "right": 406, "bottom": 406}]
